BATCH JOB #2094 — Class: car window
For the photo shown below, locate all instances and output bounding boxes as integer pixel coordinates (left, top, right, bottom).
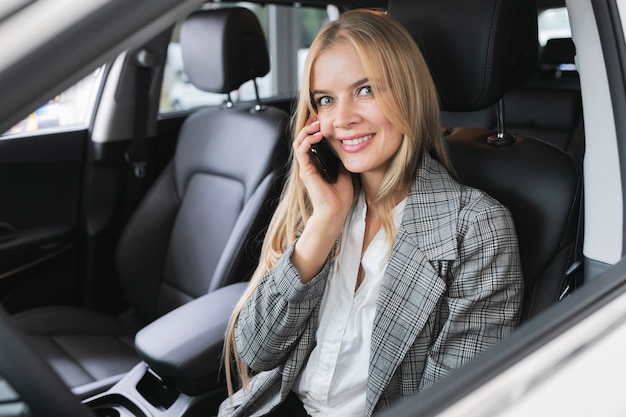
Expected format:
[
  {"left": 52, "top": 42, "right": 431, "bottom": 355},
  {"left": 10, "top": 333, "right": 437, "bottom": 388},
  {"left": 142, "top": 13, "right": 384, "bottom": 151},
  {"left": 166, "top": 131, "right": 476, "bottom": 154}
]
[
  {"left": 538, "top": 7, "right": 571, "bottom": 46},
  {"left": 3, "top": 68, "right": 104, "bottom": 138},
  {"left": 159, "top": 2, "right": 338, "bottom": 113}
]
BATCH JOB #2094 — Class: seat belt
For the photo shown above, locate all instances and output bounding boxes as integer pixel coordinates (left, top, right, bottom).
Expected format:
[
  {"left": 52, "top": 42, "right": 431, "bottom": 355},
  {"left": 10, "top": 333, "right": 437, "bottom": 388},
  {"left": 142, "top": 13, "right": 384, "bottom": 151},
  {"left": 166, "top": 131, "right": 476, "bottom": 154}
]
[{"left": 125, "top": 49, "right": 156, "bottom": 219}]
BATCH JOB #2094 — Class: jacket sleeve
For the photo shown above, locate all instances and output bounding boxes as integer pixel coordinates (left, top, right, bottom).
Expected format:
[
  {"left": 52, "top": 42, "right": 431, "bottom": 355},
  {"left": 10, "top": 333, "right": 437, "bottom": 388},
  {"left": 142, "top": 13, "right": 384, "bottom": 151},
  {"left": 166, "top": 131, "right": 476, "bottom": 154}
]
[
  {"left": 234, "top": 241, "right": 330, "bottom": 372},
  {"left": 420, "top": 197, "right": 524, "bottom": 389}
]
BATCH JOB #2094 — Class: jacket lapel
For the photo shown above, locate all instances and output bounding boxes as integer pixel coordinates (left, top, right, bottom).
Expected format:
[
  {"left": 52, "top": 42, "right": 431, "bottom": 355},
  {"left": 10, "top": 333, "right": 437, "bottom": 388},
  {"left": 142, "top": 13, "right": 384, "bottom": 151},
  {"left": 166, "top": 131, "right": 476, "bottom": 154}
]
[{"left": 366, "top": 154, "right": 461, "bottom": 414}]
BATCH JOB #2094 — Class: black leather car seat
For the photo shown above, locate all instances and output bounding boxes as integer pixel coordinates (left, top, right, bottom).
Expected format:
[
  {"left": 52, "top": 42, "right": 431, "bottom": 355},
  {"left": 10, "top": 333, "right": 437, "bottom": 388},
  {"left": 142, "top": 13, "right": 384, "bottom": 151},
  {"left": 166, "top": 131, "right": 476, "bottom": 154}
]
[
  {"left": 12, "top": 7, "right": 289, "bottom": 398},
  {"left": 441, "top": 37, "right": 584, "bottom": 166},
  {"left": 503, "top": 37, "right": 584, "bottom": 164},
  {"left": 388, "top": 0, "right": 583, "bottom": 322}
]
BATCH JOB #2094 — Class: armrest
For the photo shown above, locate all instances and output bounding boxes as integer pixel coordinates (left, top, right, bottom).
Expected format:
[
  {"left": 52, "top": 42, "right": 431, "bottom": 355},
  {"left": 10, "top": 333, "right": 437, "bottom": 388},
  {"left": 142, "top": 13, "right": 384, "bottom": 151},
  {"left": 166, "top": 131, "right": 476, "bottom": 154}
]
[{"left": 134, "top": 282, "right": 247, "bottom": 396}]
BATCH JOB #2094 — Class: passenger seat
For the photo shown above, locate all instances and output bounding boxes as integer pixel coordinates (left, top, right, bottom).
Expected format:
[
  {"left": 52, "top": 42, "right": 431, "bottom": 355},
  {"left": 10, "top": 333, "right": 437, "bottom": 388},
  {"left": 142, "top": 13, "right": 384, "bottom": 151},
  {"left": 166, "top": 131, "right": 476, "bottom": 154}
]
[
  {"left": 12, "top": 7, "right": 289, "bottom": 398},
  {"left": 390, "top": 0, "right": 583, "bottom": 321}
]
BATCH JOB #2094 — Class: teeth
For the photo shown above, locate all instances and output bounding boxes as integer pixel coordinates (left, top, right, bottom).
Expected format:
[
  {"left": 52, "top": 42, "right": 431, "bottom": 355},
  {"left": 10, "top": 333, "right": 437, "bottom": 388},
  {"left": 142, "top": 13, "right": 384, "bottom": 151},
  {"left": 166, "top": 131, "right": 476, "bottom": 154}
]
[{"left": 342, "top": 134, "right": 373, "bottom": 145}]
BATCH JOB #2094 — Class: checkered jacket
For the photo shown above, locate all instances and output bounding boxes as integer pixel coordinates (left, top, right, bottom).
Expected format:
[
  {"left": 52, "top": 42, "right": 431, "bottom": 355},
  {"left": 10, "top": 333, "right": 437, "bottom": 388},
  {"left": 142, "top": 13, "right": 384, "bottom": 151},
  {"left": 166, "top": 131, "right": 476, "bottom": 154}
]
[{"left": 218, "top": 153, "right": 523, "bottom": 417}]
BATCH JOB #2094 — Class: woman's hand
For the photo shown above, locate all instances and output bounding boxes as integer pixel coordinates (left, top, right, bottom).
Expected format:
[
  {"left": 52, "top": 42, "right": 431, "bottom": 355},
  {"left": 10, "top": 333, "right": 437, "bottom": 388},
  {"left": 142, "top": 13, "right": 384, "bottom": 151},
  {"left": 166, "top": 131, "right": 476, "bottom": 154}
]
[
  {"left": 293, "top": 119, "right": 353, "bottom": 222},
  {"left": 291, "top": 118, "right": 354, "bottom": 283}
]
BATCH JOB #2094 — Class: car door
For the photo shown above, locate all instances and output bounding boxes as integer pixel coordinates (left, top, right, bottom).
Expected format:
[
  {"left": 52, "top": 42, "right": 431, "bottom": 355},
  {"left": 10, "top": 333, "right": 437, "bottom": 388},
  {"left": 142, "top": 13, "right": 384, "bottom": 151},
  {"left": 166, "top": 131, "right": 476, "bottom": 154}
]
[
  {"left": 0, "top": 52, "right": 167, "bottom": 316},
  {"left": 0, "top": 75, "right": 102, "bottom": 314}
]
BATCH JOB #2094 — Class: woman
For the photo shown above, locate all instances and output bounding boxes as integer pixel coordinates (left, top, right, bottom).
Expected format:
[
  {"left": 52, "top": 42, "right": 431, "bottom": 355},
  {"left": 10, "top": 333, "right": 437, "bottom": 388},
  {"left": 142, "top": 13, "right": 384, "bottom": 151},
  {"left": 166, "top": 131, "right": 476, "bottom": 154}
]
[{"left": 219, "top": 9, "right": 523, "bottom": 417}]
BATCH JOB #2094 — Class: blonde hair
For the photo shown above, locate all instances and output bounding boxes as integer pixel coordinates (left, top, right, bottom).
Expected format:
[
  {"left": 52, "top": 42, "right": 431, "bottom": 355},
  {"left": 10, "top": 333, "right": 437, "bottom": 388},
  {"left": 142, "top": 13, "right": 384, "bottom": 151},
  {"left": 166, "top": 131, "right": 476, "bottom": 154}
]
[{"left": 223, "top": 9, "right": 453, "bottom": 396}]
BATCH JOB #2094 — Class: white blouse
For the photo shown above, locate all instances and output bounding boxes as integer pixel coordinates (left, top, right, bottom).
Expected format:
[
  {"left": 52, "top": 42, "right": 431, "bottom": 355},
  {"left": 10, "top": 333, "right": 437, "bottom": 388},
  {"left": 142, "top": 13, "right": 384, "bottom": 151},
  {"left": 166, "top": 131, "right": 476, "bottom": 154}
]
[{"left": 294, "top": 192, "right": 407, "bottom": 416}]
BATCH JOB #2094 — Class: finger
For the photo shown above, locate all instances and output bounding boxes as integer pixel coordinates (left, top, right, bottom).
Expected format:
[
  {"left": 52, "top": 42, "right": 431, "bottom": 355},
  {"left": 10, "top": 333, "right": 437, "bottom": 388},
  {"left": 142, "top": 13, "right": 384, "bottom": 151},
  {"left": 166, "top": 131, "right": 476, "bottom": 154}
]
[
  {"left": 303, "top": 120, "right": 321, "bottom": 140},
  {"left": 293, "top": 121, "right": 322, "bottom": 152}
]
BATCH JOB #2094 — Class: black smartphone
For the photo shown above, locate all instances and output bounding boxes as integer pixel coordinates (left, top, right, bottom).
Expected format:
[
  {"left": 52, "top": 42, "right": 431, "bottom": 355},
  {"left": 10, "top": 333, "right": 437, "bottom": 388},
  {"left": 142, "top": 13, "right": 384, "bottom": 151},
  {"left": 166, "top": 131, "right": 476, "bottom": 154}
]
[{"left": 310, "top": 138, "right": 340, "bottom": 183}]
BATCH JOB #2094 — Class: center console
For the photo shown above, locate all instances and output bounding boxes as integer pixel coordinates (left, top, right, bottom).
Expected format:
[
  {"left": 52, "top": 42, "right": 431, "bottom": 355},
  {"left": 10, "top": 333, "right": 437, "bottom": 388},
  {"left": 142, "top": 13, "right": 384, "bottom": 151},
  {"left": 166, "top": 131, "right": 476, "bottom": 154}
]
[{"left": 83, "top": 282, "right": 247, "bottom": 417}]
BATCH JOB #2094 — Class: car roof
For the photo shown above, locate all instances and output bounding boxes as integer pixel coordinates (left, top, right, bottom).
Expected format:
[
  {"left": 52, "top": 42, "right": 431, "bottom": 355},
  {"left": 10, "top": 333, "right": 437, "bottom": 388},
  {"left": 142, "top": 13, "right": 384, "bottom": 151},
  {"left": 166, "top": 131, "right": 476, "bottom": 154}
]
[{"left": 268, "top": 0, "right": 565, "bottom": 10}]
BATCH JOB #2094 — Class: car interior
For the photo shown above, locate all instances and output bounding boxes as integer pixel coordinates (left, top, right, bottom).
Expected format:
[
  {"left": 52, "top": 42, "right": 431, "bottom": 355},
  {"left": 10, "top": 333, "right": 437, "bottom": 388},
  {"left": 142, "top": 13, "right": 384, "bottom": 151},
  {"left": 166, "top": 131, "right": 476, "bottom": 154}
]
[
  {"left": 0, "top": 0, "right": 588, "bottom": 415},
  {"left": 441, "top": 36, "right": 584, "bottom": 166},
  {"left": 12, "top": 6, "right": 290, "bottom": 401}
]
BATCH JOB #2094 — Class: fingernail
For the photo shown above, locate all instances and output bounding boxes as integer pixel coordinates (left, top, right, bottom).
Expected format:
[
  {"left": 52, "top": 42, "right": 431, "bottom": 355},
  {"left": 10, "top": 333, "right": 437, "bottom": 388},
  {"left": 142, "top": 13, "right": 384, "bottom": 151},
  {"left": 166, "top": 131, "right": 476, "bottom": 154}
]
[{"left": 311, "top": 120, "right": 320, "bottom": 126}]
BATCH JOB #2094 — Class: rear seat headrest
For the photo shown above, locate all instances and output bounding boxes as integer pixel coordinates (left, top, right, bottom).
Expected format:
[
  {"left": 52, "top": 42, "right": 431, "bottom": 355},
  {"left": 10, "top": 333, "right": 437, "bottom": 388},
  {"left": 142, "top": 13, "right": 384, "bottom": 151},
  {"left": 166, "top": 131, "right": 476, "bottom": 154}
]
[
  {"left": 387, "top": 0, "right": 538, "bottom": 112},
  {"left": 180, "top": 7, "right": 270, "bottom": 94},
  {"left": 543, "top": 38, "right": 576, "bottom": 65}
]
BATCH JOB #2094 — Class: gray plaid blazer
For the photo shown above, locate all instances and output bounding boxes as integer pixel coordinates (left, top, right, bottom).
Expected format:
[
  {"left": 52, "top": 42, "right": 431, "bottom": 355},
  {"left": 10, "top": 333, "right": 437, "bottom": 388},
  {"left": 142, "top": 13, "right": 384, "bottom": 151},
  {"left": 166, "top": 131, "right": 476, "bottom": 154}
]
[{"left": 218, "top": 154, "right": 523, "bottom": 417}]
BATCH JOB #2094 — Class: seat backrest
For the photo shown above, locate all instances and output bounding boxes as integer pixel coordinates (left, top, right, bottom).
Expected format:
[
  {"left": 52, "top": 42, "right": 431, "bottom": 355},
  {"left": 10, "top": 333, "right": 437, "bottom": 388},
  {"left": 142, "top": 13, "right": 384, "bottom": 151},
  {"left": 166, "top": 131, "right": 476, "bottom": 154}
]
[
  {"left": 504, "top": 37, "right": 584, "bottom": 164},
  {"left": 115, "top": 7, "right": 289, "bottom": 322},
  {"left": 503, "top": 84, "right": 584, "bottom": 164},
  {"left": 388, "top": 0, "right": 583, "bottom": 321}
]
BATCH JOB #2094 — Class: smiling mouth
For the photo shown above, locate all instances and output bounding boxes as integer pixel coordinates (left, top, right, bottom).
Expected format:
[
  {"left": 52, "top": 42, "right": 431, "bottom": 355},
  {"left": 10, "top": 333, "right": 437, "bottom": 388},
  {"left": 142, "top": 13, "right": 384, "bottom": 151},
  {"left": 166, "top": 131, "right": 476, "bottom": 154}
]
[{"left": 340, "top": 134, "right": 374, "bottom": 145}]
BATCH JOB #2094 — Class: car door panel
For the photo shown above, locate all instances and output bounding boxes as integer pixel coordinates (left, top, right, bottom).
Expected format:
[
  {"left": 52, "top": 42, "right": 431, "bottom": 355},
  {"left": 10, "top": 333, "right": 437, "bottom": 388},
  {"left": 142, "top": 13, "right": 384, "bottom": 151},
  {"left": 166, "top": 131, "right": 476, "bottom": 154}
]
[{"left": 0, "top": 130, "right": 86, "bottom": 313}]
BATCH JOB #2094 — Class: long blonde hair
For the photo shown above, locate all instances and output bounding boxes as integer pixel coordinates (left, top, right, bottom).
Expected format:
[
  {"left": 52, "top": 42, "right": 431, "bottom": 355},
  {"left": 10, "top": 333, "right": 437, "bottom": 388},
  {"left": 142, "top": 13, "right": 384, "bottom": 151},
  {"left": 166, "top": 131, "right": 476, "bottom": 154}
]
[{"left": 223, "top": 8, "right": 453, "bottom": 396}]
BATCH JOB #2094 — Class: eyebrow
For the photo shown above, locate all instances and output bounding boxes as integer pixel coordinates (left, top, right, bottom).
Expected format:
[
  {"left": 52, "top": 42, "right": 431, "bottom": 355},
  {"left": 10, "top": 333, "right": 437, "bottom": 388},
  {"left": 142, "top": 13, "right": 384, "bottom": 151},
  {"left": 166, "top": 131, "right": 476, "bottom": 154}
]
[{"left": 311, "top": 77, "right": 369, "bottom": 95}]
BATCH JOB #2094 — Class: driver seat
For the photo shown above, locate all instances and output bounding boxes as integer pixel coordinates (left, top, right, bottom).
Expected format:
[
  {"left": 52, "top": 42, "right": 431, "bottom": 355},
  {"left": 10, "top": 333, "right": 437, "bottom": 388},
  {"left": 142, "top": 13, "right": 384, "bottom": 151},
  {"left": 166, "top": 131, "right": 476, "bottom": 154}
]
[
  {"left": 388, "top": 0, "right": 583, "bottom": 321},
  {"left": 12, "top": 7, "right": 289, "bottom": 398}
]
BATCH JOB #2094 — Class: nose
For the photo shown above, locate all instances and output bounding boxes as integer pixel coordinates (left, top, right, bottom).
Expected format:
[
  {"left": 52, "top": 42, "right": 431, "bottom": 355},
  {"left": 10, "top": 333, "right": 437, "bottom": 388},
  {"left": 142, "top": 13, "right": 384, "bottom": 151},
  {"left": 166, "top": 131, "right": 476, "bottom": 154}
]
[{"left": 333, "top": 99, "right": 360, "bottom": 129}]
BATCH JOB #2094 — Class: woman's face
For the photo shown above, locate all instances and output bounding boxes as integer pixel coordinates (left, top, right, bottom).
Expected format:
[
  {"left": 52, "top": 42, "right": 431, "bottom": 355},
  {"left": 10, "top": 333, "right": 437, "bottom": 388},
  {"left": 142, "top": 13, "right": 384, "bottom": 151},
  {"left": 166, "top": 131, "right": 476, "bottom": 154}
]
[{"left": 310, "top": 41, "right": 404, "bottom": 186}]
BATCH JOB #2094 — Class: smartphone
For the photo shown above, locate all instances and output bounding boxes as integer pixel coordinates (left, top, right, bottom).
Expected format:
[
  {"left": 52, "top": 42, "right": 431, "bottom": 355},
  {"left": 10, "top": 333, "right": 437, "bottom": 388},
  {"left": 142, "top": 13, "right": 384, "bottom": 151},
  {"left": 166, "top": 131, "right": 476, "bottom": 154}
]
[{"left": 310, "top": 138, "right": 340, "bottom": 183}]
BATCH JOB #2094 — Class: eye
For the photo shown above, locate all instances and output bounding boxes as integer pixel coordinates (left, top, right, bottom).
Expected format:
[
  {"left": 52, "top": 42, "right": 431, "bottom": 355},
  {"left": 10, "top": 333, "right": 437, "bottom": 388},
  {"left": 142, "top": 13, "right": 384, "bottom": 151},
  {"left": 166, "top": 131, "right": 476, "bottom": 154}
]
[
  {"left": 316, "top": 96, "right": 333, "bottom": 107},
  {"left": 357, "top": 86, "right": 373, "bottom": 97}
]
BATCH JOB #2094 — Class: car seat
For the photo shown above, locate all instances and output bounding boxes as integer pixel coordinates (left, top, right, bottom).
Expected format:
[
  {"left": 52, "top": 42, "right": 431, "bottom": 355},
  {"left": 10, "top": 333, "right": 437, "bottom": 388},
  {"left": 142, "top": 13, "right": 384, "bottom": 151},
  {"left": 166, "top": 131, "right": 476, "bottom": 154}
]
[
  {"left": 388, "top": 0, "right": 583, "bottom": 321},
  {"left": 11, "top": 7, "right": 290, "bottom": 398},
  {"left": 503, "top": 37, "right": 584, "bottom": 164},
  {"left": 441, "top": 36, "right": 584, "bottom": 167}
]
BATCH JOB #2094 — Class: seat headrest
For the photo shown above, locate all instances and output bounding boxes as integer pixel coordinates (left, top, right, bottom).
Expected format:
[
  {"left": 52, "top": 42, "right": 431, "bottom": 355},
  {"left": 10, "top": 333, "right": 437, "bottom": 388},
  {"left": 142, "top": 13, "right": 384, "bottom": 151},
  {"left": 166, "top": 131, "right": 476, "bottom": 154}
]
[
  {"left": 180, "top": 7, "right": 270, "bottom": 94},
  {"left": 543, "top": 38, "right": 576, "bottom": 65},
  {"left": 387, "top": 0, "right": 538, "bottom": 112}
]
